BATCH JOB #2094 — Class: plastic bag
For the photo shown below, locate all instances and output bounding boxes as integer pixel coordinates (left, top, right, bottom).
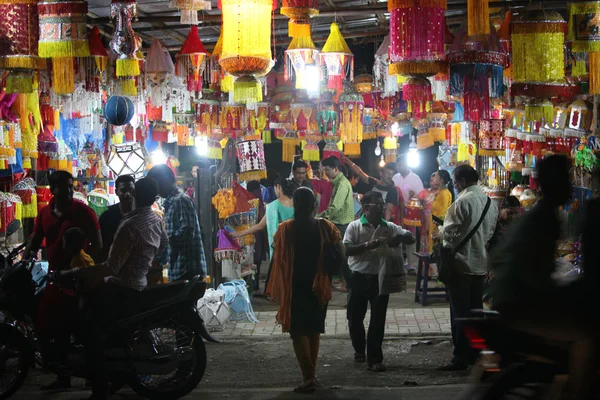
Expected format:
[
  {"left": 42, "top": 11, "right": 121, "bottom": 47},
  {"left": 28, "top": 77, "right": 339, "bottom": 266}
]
[
  {"left": 378, "top": 247, "right": 407, "bottom": 295},
  {"left": 217, "top": 279, "right": 258, "bottom": 323},
  {"left": 197, "top": 288, "right": 231, "bottom": 332}
]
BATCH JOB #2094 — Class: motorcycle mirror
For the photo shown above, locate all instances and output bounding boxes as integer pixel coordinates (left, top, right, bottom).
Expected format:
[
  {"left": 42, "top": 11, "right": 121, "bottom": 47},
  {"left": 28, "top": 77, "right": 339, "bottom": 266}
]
[{"left": 5, "top": 220, "right": 21, "bottom": 237}]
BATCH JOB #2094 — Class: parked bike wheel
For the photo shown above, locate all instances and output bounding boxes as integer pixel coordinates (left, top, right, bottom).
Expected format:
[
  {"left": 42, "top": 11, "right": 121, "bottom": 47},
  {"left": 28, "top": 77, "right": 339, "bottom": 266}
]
[
  {"left": 128, "top": 318, "right": 206, "bottom": 400},
  {"left": 0, "top": 328, "right": 31, "bottom": 400}
]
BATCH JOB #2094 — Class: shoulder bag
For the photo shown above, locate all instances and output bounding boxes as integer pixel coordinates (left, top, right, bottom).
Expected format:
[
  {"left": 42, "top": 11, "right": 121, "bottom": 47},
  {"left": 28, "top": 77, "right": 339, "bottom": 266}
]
[{"left": 435, "top": 197, "right": 492, "bottom": 284}]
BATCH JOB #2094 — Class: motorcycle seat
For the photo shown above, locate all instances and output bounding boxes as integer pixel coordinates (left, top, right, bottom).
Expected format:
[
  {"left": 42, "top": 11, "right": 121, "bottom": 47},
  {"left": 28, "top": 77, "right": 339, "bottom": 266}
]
[{"left": 138, "top": 279, "right": 196, "bottom": 308}]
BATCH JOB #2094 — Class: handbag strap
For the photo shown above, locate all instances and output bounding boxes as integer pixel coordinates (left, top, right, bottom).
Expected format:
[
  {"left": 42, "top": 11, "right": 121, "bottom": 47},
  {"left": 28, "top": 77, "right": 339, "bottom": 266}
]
[{"left": 454, "top": 197, "right": 492, "bottom": 253}]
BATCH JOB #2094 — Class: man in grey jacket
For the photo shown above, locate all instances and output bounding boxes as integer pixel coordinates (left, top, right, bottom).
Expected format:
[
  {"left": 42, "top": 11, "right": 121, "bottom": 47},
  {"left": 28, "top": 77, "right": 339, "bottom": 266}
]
[{"left": 438, "top": 164, "right": 498, "bottom": 371}]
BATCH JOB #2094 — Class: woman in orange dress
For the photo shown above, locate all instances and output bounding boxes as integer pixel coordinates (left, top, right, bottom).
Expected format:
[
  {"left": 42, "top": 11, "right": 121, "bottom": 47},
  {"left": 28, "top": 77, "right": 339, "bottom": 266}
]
[{"left": 267, "top": 187, "right": 345, "bottom": 393}]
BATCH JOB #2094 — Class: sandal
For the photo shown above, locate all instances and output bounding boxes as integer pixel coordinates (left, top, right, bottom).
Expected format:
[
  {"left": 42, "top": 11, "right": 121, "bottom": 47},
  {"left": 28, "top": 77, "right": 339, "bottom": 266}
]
[
  {"left": 293, "top": 382, "right": 316, "bottom": 394},
  {"left": 354, "top": 353, "right": 366, "bottom": 363},
  {"left": 367, "top": 363, "right": 387, "bottom": 372}
]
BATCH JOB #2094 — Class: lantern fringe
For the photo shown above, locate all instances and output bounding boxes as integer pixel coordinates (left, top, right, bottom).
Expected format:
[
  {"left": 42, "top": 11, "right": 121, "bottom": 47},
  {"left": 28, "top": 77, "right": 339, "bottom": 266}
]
[
  {"left": 479, "top": 149, "right": 505, "bottom": 156},
  {"left": 234, "top": 78, "right": 263, "bottom": 104},
  {"left": 589, "top": 52, "right": 600, "bottom": 95},
  {"left": 344, "top": 143, "right": 361, "bottom": 156},
  {"left": 512, "top": 22, "right": 567, "bottom": 35},
  {"left": 389, "top": 61, "right": 445, "bottom": 77},
  {"left": 363, "top": 131, "right": 377, "bottom": 140},
  {"left": 116, "top": 58, "right": 141, "bottom": 77},
  {"left": 52, "top": 57, "right": 75, "bottom": 95},
  {"left": 302, "top": 149, "right": 320, "bottom": 161},
  {"left": 428, "top": 127, "right": 446, "bottom": 142},
  {"left": 38, "top": 40, "right": 90, "bottom": 58},
  {"left": 0, "top": 56, "right": 45, "bottom": 70},
  {"left": 572, "top": 41, "right": 600, "bottom": 54},
  {"left": 262, "top": 130, "right": 272, "bottom": 144},
  {"left": 387, "top": 0, "right": 446, "bottom": 11},
  {"left": 207, "top": 144, "right": 223, "bottom": 159},
  {"left": 403, "top": 218, "right": 421, "bottom": 227},
  {"left": 221, "top": 74, "right": 234, "bottom": 92},
  {"left": 321, "top": 23, "right": 352, "bottom": 54},
  {"left": 417, "top": 132, "right": 434, "bottom": 149},
  {"left": 239, "top": 170, "right": 267, "bottom": 181},
  {"left": 512, "top": 33, "right": 565, "bottom": 83},
  {"left": 525, "top": 104, "right": 554, "bottom": 124},
  {"left": 121, "top": 79, "right": 138, "bottom": 96},
  {"left": 383, "top": 136, "right": 397, "bottom": 150},
  {"left": 572, "top": 58, "right": 587, "bottom": 78},
  {"left": 289, "top": 20, "right": 311, "bottom": 38},
  {"left": 282, "top": 139, "right": 300, "bottom": 162},
  {"left": 6, "top": 74, "right": 33, "bottom": 94},
  {"left": 467, "top": 0, "right": 490, "bottom": 36},
  {"left": 281, "top": 7, "right": 318, "bottom": 19},
  {"left": 567, "top": 2, "right": 600, "bottom": 40},
  {"left": 450, "top": 64, "right": 504, "bottom": 98},
  {"left": 385, "top": 153, "right": 397, "bottom": 163}
]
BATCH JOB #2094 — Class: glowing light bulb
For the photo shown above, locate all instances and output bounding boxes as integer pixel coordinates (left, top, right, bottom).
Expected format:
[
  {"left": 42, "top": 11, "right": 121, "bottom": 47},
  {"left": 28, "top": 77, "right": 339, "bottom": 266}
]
[
  {"left": 407, "top": 138, "right": 420, "bottom": 168},
  {"left": 379, "top": 156, "right": 385, "bottom": 168},
  {"left": 304, "top": 64, "right": 320, "bottom": 95},
  {"left": 151, "top": 150, "right": 167, "bottom": 165},
  {"left": 374, "top": 141, "right": 382, "bottom": 156},
  {"left": 391, "top": 122, "right": 399, "bottom": 135},
  {"left": 195, "top": 136, "right": 208, "bottom": 156}
]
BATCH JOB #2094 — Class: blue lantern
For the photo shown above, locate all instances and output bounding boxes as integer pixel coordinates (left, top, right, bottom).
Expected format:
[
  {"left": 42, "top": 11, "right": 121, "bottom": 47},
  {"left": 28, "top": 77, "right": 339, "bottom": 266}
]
[{"left": 104, "top": 96, "right": 134, "bottom": 126}]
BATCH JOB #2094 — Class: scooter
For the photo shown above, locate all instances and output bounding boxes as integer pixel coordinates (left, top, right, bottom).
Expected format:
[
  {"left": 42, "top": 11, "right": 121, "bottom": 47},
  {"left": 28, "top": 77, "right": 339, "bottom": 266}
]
[{"left": 0, "top": 247, "right": 217, "bottom": 400}]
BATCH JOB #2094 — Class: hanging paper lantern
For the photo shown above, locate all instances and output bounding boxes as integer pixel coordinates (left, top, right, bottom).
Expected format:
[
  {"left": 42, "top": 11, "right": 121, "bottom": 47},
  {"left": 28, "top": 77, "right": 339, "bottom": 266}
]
[
  {"left": 0, "top": 0, "right": 46, "bottom": 93},
  {"left": 319, "top": 23, "right": 354, "bottom": 91},
  {"left": 209, "top": 31, "right": 233, "bottom": 92},
  {"left": 388, "top": 0, "right": 447, "bottom": 77},
  {"left": 38, "top": 0, "right": 90, "bottom": 95},
  {"left": 146, "top": 38, "right": 173, "bottom": 107},
  {"left": 104, "top": 96, "right": 135, "bottom": 126},
  {"left": 567, "top": 2, "right": 600, "bottom": 94},
  {"left": 281, "top": 0, "right": 318, "bottom": 32},
  {"left": 170, "top": 0, "right": 211, "bottom": 25},
  {"left": 110, "top": 0, "right": 142, "bottom": 95},
  {"left": 448, "top": 26, "right": 507, "bottom": 122},
  {"left": 247, "top": 102, "right": 271, "bottom": 143},
  {"left": 373, "top": 35, "right": 399, "bottom": 97},
  {"left": 237, "top": 140, "right": 267, "bottom": 181},
  {"left": 402, "top": 76, "right": 432, "bottom": 119},
  {"left": 220, "top": 101, "right": 246, "bottom": 137},
  {"left": 338, "top": 85, "right": 364, "bottom": 156},
  {"left": 511, "top": 10, "right": 568, "bottom": 97},
  {"left": 176, "top": 25, "right": 209, "bottom": 93},
  {"left": 285, "top": 22, "right": 319, "bottom": 90},
  {"left": 219, "top": 0, "right": 275, "bottom": 104},
  {"left": 85, "top": 26, "right": 109, "bottom": 93},
  {"left": 479, "top": 119, "right": 505, "bottom": 156},
  {"left": 196, "top": 90, "right": 221, "bottom": 135}
]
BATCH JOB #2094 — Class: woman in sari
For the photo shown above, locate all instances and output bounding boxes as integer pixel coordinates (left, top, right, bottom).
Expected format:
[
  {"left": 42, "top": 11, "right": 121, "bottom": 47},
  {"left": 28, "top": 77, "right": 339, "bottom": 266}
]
[
  {"left": 417, "top": 170, "right": 453, "bottom": 278},
  {"left": 267, "top": 187, "right": 345, "bottom": 393},
  {"left": 232, "top": 177, "right": 295, "bottom": 293}
]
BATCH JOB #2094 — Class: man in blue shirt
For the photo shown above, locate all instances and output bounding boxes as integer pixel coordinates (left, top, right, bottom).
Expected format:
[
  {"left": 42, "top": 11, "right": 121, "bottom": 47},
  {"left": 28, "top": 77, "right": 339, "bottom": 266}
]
[{"left": 148, "top": 164, "right": 207, "bottom": 281}]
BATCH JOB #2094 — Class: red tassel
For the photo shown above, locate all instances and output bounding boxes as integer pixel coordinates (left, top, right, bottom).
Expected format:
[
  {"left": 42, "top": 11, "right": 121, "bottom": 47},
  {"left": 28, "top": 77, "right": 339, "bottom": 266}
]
[{"left": 328, "top": 74, "right": 343, "bottom": 90}]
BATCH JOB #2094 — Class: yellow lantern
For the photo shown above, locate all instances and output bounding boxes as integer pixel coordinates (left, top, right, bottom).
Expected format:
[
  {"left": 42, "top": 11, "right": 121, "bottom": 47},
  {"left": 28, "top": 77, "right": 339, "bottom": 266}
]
[
  {"left": 567, "top": 1, "right": 600, "bottom": 94},
  {"left": 219, "top": 0, "right": 275, "bottom": 104}
]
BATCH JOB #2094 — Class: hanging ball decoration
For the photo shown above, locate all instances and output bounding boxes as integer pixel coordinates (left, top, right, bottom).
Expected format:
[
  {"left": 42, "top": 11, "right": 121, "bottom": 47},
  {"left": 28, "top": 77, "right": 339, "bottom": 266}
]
[{"left": 104, "top": 96, "right": 135, "bottom": 126}]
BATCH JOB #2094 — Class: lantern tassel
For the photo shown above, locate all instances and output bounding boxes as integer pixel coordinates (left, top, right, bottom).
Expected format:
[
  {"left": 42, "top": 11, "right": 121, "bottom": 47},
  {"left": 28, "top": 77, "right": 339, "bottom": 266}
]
[
  {"left": 344, "top": 143, "right": 361, "bottom": 156},
  {"left": 572, "top": 57, "right": 587, "bottom": 78},
  {"left": 589, "top": 52, "right": 600, "bottom": 95},
  {"left": 289, "top": 20, "right": 311, "bottom": 38},
  {"left": 38, "top": 40, "right": 89, "bottom": 58},
  {"left": 467, "top": 0, "right": 490, "bottom": 36},
  {"left": 233, "top": 77, "right": 263, "bottom": 104},
  {"left": 239, "top": 170, "right": 267, "bottom": 181},
  {"left": 6, "top": 73, "right": 34, "bottom": 94},
  {"left": 121, "top": 79, "right": 138, "bottom": 96},
  {"left": 116, "top": 58, "right": 141, "bottom": 77},
  {"left": 52, "top": 57, "right": 75, "bottom": 95}
]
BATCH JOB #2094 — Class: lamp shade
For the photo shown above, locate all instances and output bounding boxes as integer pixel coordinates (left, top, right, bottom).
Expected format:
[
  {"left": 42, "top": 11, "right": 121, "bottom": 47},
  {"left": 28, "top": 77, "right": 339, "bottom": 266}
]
[
  {"left": 319, "top": 22, "right": 354, "bottom": 90},
  {"left": 104, "top": 96, "right": 135, "bottom": 126},
  {"left": 176, "top": 25, "right": 209, "bottom": 92}
]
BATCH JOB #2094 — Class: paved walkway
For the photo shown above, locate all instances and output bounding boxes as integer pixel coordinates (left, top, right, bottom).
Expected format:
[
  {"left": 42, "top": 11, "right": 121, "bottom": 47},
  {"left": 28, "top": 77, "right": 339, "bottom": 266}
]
[{"left": 213, "top": 308, "right": 451, "bottom": 337}]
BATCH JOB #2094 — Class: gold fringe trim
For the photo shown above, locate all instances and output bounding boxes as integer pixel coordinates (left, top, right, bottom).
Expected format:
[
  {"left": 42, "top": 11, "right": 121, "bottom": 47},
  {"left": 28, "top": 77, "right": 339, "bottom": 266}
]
[
  {"left": 590, "top": 52, "right": 600, "bottom": 95},
  {"left": 233, "top": 79, "right": 263, "bottom": 104},
  {"left": 280, "top": 7, "right": 318, "bottom": 19},
  {"left": 121, "top": 79, "right": 138, "bottom": 96},
  {"left": 0, "top": 0, "right": 38, "bottom": 4},
  {"left": 221, "top": 74, "right": 234, "bottom": 93},
  {"left": 289, "top": 20, "right": 311, "bottom": 39},
  {"left": 262, "top": 130, "right": 272, "bottom": 144},
  {"left": 468, "top": 0, "right": 490, "bottom": 36},
  {"left": 0, "top": 56, "right": 46, "bottom": 70},
  {"left": 207, "top": 146, "right": 223, "bottom": 160},
  {"left": 282, "top": 139, "right": 300, "bottom": 163},
  {"left": 429, "top": 127, "right": 446, "bottom": 142},
  {"left": 239, "top": 170, "right": 267, "bottom": 182},
  {"left": 403, "top": 218, "right": 421, "bottom": 227},
  {"left": 344, "top": 142, "right": 361, "bottom": 156},
  {"left": 6, "top": 74, "right": 33, "bottom": 94},
  {"left": 302, "top": 149, "right": 320, "bottom": 162},
  {"left": 389, "top": 61, "right": 446, "bottom": 77},
  {"left": 572, "top": 41, "right": 600, "bottom": 53},
  {"left": 512, "top": 21, "right": 567, "bottom": 35},
  {"left": 572, "top": 59, "right": 587, "bottom": 77},
  {"left": 52, "top": 57, "right": 75, "bottom": 95},
  {"left": 479, "top": 149, "right": 505, "bottom": 156},
  {"left": 363, "top": 131, "right": 377, "bottom": 140},
  {"left": 116, "top": 58, "right": 141, "bottom": 77},
  {"left": 38, "top": 40, "right": 89, "bottom": 59},
  {"left": 388, "top": 0, "right": 446, "bottom": 11},
  {"left": 567, "top": 2, "right": 600, "bottom": 40}
]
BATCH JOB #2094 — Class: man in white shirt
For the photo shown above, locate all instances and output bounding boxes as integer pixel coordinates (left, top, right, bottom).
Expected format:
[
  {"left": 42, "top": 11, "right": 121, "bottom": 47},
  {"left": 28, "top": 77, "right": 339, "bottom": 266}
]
[
  {"left": 344, "top": 191, "right": 415, "bottom": 373},
  {"left": 438, "top": 164, "right": 498, "bottom": 371},
  {"left": 392, "top": 154, "right": 424, "bottom": 271}
]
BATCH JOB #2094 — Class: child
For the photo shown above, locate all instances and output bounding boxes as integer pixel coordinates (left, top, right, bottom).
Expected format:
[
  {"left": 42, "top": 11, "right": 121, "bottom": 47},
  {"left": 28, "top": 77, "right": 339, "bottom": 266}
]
[{"left": 63, "top": 227, "right": 95, "bottom": 269}]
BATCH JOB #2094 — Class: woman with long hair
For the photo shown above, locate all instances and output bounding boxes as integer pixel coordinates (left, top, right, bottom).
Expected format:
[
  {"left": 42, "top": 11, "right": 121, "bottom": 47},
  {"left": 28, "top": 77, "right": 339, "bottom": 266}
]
[
  {"left": 233, "top": 177, "right": 295, "bottom": 293},
  {"left": 267, "top": 187, "right": 345, "bottom": 393}
]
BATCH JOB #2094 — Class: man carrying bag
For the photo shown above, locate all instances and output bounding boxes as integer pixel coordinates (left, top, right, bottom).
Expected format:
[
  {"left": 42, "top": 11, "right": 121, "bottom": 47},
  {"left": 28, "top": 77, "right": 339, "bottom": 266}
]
[{"left": 435, "top": 165, "right": 497, "bottom": 371}]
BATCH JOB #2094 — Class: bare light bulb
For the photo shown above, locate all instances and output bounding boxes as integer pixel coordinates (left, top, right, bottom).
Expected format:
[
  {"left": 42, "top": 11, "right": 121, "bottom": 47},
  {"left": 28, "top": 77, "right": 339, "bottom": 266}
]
[
  {"left": 374, "top": 141, "right": 382, "bottom": 156},
  {"left": 379, "top": 156, "right": 386, "bottom": 168},
  {"left": 151, "top": 150, "right": 167, "bottom": 165}
]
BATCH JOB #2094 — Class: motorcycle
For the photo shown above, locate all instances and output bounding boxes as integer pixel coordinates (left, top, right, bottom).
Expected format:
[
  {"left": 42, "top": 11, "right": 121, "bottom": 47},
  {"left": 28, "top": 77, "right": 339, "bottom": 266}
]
[
  {"left": 0, "top": 246, "right": 218, "bottom": 400},
  {"left": 455, "top": 310, "right": 577, "bottom": 400}
]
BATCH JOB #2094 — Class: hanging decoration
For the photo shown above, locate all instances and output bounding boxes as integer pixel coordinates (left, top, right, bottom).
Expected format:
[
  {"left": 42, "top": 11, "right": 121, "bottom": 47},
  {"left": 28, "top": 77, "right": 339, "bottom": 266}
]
[
  {"left": 38, "top": 0, "right": 90, "bottom": 95},
  {"left": 219, "top": 0, "right": 275, "bottom": 104},
  {"left": 219, "top": 101, "right": 246, "bottom": 137},
  {"left": 170, "top": 0, "right": 211, "bottom": 25},
  {"left": 104, "top": 95, "right": 135, "bottom": 126},
  {"left": 317, "top": 91, "right": 340, "bottom": 159},
  {"left": 479, "top": 119, "right": 505, "bottom": 156},
  {"left": 248, "top": 102, "right": 271, "bottom": 143},
  {"left": 146, "top": 38, "right": 173, "bottom": 106},
  {"left": 388, "top": 0, "right": 447, "bottom": 77},
  {"left": 284, "top": 21, "right": 319, "bottom": 90},
  {"left": 567, "top": 2, "right": 600, "bottom": 94},
  {"left": 319, "top": 22, "right": 354, "bottom": 91},
  {"left": 402, "top": 76, "right": 432, "bottom": 119},
  {"left": 373, "top": 35, "right": 399, "bottom": 97},
  {"left": 237, "top": 139, "right": 267, "bottom": 181},
  {"left": 85, "top": 26, "right": 109, "bottom": 93},
  {"left": 511, "top": 10, "right": 570, "bottom": 98},
  {"left": 176, "top": 25, "right": 209, "bottom": 94},
  {"left": 0, "top": 0, "right": 46, "bottom": 93},
  {"left": 338, "top": 85, "right": 364, "bottom": 156},
  {"left": 110, "top": 0, "right": 142, "bottom": 95},
  {"left": 280, "top": 0, "right": 319, "bottom": 35},
  {"left": 448, "top": 26, "right": 507, "bottom": 122},
  {"left": 467, "top": 0, "right": 490, "bottom": 36}
]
